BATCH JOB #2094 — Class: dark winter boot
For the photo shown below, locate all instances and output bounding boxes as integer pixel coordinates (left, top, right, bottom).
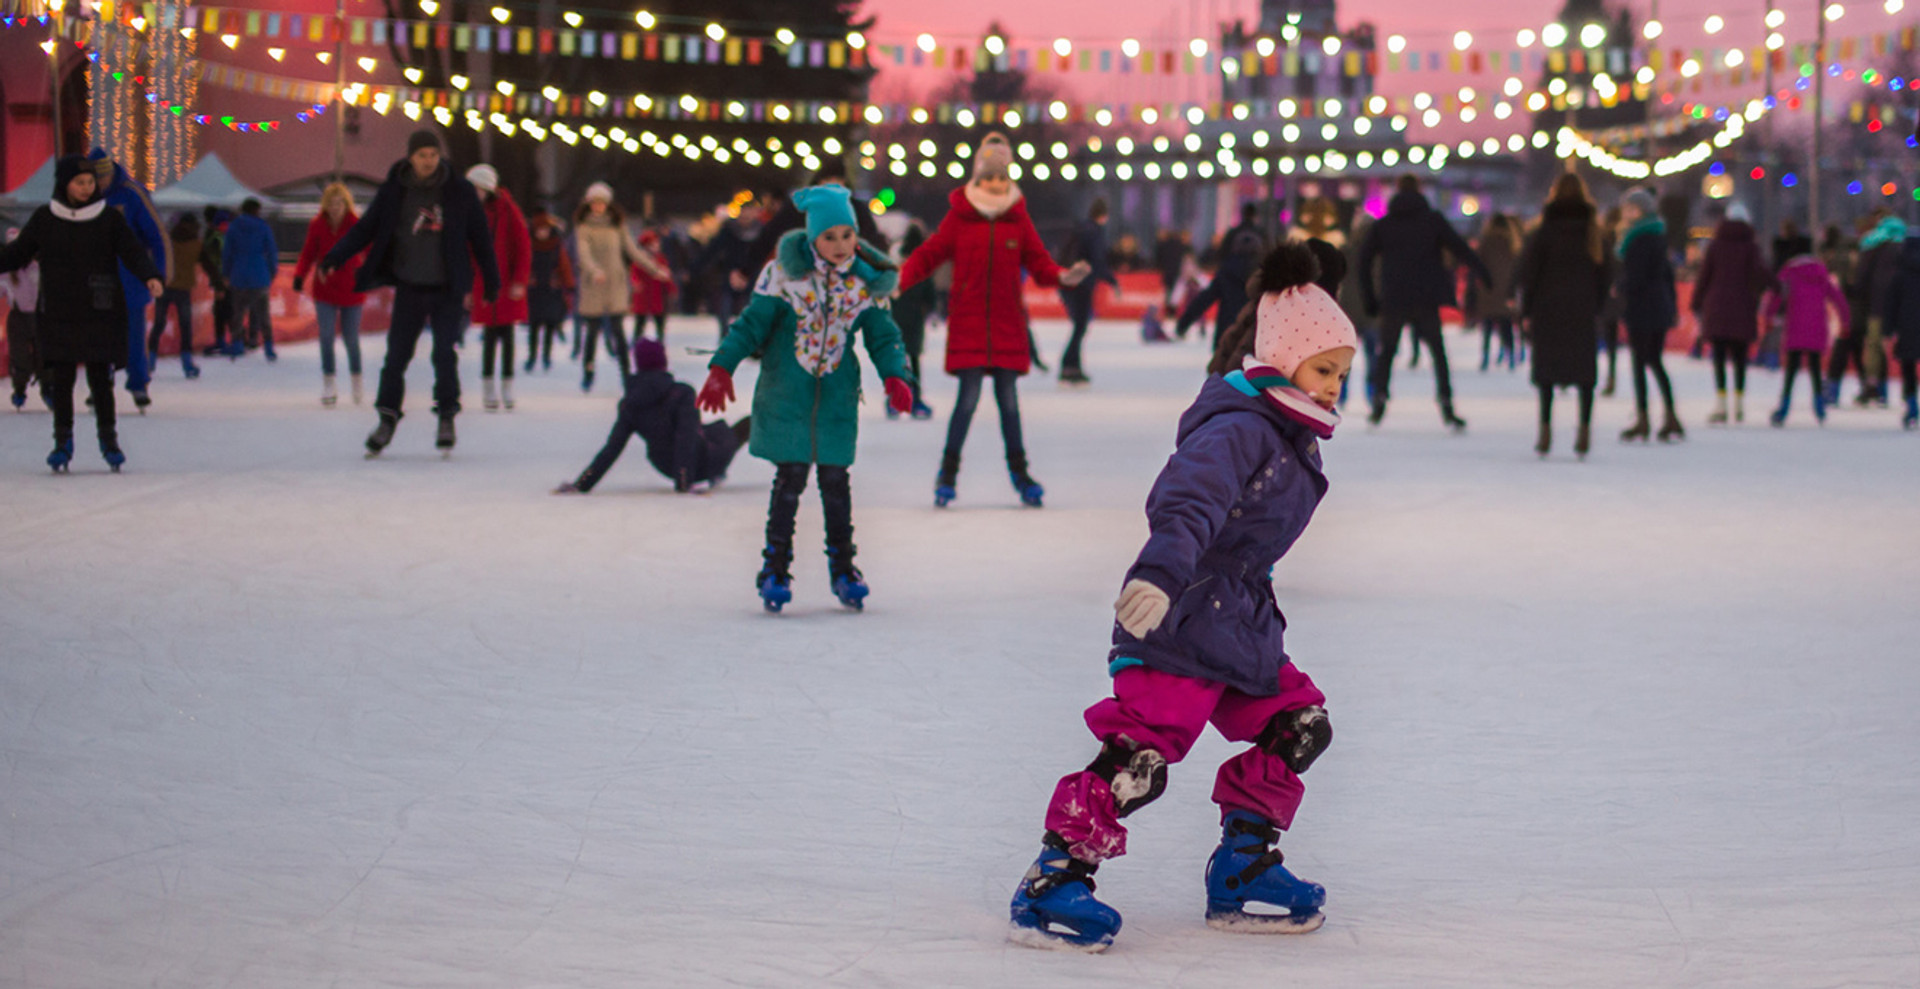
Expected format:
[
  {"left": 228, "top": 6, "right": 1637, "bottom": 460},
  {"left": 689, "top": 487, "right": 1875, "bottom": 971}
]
[
  {"left": 1905, "top": 396, "right": 1919, "bottom": 430},
  {"left": 731, "top": 416, "right": 753, "bottom": 446},
  {"left": 1620, "top": 412, "right": 1651, "bottom": 442},
  {"left": 1203, "top": 810, "right": 1326, "bottom": 934},
  {"left": 934, "top": 451, "right": 960, "bottom": 508},
  {"left": 365, "top": 409, "right": 400, "bottom": 457},
  {"left": 1656, "top": 410, "right": 1685, "bottom": 443},
  {"left": 1440, "top": 404, "right": 1467, "bottom": 433},
  {"left": 1574, "top": 420, "right": 1592, "bottom": 459},
  {"left": 1534, "top": 421, "right": 1551, "bottom": 459},
  {"left": 1008, "top": 450, "right": 1044, "bottom": 508},
  {"left": 1008, "top": 832, "right": 1122, "bottom": 952},
  {"left": 435, "top": 413, "right": 457, "bottom": 456}
]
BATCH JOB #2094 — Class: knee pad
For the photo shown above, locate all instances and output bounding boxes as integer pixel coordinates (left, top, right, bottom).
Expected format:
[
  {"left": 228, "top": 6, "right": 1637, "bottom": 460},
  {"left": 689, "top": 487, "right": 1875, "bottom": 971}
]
[
  {"left": 1256, "top": 706, "right": 1331, "bottom": 774},
  {"left": 1086, "top": 739, "right": 1168, "bottom": 818}
]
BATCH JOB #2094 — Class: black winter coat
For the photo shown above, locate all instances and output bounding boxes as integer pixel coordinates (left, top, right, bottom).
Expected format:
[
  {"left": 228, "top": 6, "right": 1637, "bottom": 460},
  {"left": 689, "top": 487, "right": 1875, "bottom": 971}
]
[
  {"left": 0, "top": 200, "right": 161, "bottom": 365},
  {"left": 1878, "top": 237, "right": 1920, "bottom": 363},
  {"left": 1618, "top": 223, "right": 1678, "bottom": 338},
  {"left": 576, "top": 369, "right": 743, "bottom": 491},
  {"left": 1518, "top": 198, "right": 1610, "bottom": 388},
  {"left": 1358, "top": 190, "right": 1491, "bottom": 315},
  {"left": 1691, "top": 221, "right": 1772, "bottom": 344},
  {"left": 322, "top": 159, "right": 500, "bottom": 299}
]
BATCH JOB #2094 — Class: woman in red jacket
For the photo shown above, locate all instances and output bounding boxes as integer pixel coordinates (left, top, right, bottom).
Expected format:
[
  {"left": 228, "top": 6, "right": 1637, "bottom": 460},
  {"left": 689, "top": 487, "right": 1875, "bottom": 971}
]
[
  {"left": 898, "top": 133, "right": 1089, "bottom": 508},
  {"left": 292, "top": 182, "right": 369, "bottom": 406},
  {"left": 466, "top": 165, "right": 532, "bottom": 411}
]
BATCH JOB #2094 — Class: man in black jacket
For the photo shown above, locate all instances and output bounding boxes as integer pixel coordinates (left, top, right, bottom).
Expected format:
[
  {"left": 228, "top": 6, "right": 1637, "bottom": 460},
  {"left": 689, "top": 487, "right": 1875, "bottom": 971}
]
[
  {"left": 322, "top": 129, "right": 500, "bottom": 457},
  {"left": 1057, "top": 198, "right": 1121, "bottom": 385},
  {"left": 1358, "top": 175, "right": 1491, "bottom": 431}
]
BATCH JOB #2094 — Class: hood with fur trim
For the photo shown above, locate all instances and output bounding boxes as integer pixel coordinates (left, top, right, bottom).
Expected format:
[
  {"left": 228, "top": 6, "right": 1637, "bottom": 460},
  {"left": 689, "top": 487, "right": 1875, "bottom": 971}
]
[{"left": 774, "top": 228, "right": 898, "bottom": 297}]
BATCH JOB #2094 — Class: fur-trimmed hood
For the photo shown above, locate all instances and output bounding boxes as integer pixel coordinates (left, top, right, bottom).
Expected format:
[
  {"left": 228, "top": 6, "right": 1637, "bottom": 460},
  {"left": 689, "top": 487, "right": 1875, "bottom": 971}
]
[{"left": 774, "top": 227, "right": 898, "bottom": 297}]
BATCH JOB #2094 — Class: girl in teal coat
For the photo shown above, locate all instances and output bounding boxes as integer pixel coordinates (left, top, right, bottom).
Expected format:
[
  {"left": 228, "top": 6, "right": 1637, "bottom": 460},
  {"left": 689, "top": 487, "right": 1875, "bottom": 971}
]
[{"left": 698, "top": 185, "right": 915, "bottom": 613}]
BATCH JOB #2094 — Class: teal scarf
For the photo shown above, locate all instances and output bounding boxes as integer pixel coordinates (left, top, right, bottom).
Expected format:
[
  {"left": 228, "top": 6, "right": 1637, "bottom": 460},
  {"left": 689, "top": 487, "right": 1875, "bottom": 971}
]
[{"left": 1616, "top": 216, "right": 1666, "bottom": 259}]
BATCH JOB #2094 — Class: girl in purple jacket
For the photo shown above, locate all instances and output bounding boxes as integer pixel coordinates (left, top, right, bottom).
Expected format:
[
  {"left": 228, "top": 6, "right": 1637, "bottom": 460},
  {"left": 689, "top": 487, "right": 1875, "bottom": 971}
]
[{"left": 1009, "top": 244, "right": 1356, "bottom": 952}]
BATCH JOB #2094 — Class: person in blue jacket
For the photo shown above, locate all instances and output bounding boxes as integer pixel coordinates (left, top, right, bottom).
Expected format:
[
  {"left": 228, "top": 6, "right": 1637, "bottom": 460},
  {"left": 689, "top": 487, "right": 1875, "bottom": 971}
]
[
  {"left": 86, "top": 149, "right": 170, "bottom": 412},
  {"left": 222, "top": 198, "right": 280, "bottom": 360}
]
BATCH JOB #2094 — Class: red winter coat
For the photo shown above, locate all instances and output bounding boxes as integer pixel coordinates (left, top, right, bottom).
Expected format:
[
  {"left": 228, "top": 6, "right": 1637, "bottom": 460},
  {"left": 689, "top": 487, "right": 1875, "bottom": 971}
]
[
  {"left": 628, "top": 235, "right": 674, "bottom": 317},
  {"left": 470, "top": 187, "right": 533, "bottom": 325},
  {"left": 293, "top": 212, "right": 368, "bottom": 307},
  {"left": 899, "top": 186, "right": 1064, "bottom": 374}
]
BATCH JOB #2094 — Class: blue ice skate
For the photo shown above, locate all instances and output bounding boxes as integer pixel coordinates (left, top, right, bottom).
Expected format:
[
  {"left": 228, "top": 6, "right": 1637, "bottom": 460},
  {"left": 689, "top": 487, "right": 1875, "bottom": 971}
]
[
  {"left": 100, "top": 442, "right": 125, "bottom": 473},
  {"left": 1007, "top": 453, "right": 1044, "bottom": 508},
  {"left": 758, "top": 572, "right": 792, "bottom": 613},
  {"left": 1204, "top": 810, "right": 1326, "bottom": 934},
  {"left": 1009, "top": 834, "right": 1121, "bottom": 953},
  {"left": 47, "top": 440, "right": 73, "bottom": 473},
  {"left": 1905, "top": 396, "right": 1918, "bottom": 430},
  {"left": 10, "top": 390, "right": 25, "bottom": 410},
  {"left": 934, "top": 452, "right": 959, "bottom": 508},
  {"left": 826, "top": 549, "right": 868, "bottom": 611}
]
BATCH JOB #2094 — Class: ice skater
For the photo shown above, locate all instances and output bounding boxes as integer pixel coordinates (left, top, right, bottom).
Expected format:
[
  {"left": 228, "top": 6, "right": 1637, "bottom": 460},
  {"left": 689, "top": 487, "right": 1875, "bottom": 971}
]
[
  {"left": 554, "top": 337, "right": 749, "bottom": 494},
  {"left": 1763, "top": 246, "right": 1849, "bottom": 427},
  {"left": 1008, "top": 243, "right": 1353, "bottom": 952},
  {"left": 696, "top": 184, "right": 915, "bottom": 613},
  {"left": 319, "top": 128, "right": 500, "bottom": 458},
  {"left": 2, "top": 227, "right": 43, "bottom": 411},
  {"left": 896, "top": 132, "right": 1089, "bottom": 508},
  {"left": 0, "top": 155, "right": 164, "bottom": 472}
]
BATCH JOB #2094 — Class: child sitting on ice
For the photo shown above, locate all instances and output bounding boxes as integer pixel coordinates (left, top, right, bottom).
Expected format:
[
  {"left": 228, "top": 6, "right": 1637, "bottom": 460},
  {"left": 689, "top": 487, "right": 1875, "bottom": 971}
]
[
  {"left": 554, "top": 336, "right": 749, "bottom": 495},
  {"left": 696, "top": 184, "right": 914, "bottom": 613},
  {"left": 1008, "top": 242, "right": 1354, "bottom": 952}
]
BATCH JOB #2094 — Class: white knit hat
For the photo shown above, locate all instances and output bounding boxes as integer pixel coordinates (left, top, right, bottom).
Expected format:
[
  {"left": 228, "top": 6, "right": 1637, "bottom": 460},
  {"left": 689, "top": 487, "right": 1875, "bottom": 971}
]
[
  {"left": 972, "top": 133, "right": 1013, "bottom": 181},
  {"left": 465, "top": 164, "right": 499, "bottom": 192},
  {"left": 583, "top": 181, "right": 615, "bottom": 204}
]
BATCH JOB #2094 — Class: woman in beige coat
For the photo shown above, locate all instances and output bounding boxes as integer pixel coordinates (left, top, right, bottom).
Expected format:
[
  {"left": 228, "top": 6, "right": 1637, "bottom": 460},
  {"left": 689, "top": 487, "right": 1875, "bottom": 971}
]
[{"left": 573, "top": 182, "right": 668, "bottom": 392}]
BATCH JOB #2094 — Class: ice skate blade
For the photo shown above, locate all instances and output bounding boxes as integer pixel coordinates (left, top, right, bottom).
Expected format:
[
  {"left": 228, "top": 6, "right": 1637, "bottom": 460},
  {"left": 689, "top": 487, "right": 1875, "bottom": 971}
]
[
  {"left": 1008, "top": 921, "right": 1112, "bottom": 953},
  {"left": 1205, "top": 908, "right": 1325, "bottom": 935}
]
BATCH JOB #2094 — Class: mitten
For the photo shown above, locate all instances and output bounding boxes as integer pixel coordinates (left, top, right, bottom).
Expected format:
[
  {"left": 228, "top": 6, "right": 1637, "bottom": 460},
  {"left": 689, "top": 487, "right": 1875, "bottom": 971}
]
[{"left": 1114, "top": 579, "right": 1172, "bottom": 639}]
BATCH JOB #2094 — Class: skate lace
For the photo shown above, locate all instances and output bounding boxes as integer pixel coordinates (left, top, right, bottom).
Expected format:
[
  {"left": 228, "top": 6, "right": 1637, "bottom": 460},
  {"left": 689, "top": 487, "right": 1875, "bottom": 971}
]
[{"left": 1222, "top": 817, "right": 1285, "bottom": 891}]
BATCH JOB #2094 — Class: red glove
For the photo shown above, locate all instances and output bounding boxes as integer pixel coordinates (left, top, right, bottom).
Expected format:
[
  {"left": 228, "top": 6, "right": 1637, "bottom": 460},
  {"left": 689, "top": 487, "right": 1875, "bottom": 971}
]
[
  {"left": 884, "top": 377, "right": 914, "bottom": 415},
  {"left": 697, "top": 367, "right": 736, "bottom": 413}
]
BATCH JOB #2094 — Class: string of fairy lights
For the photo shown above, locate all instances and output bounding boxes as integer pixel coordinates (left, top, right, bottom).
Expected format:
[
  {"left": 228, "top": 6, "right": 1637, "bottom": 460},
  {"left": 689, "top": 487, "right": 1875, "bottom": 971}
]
[{"left": 6, "top": 0, "right": 1918, "bottom": 187}]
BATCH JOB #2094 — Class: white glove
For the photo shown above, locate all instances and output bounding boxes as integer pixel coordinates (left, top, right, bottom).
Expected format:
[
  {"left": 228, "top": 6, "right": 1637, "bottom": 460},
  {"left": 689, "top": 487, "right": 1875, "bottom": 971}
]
[{"left": 1114, "top": 579, "right": 1172, "bottom": 639}]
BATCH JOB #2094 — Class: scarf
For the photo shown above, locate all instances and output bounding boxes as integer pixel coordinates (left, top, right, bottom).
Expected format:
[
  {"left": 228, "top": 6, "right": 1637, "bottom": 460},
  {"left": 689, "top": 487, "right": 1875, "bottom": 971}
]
[
  {"left": 50, "top": 199, "right": 107, "bottom": 222},
  {"left": 1226, "top": 356, "right": 1340, "bottom": 440},
  {"left": 1616, "top": 216, "right": 1666, "bottom": 259},
  {"left": 963, "top": 182, "right": 1020, "bottom": 219}
]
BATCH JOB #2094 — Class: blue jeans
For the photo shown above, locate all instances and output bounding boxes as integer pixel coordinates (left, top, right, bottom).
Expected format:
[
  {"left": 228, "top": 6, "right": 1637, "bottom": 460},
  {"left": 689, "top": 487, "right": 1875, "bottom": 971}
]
[
  {"left": 944, "top": 368, "right": 1025, "bottom": 459},
  {"left": 316, "top": 302, "right": 364, "bottom": 376}
]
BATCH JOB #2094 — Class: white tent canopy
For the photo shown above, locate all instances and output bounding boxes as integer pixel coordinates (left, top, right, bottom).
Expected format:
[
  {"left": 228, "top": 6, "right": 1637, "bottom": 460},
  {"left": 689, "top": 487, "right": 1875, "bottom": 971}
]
[
  {"left": 150, "top": 152, "right": 275, "bottom": 212},
  {"left": 0, "top": 156, "right": 57, "bottom": 206}
]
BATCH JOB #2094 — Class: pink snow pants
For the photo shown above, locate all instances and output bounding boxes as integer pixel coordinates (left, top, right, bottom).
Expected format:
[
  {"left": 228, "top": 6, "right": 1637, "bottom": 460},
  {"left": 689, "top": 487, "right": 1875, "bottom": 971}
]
[{"left": 1045, "top": 664, "right": 1325, "bottom": 864}]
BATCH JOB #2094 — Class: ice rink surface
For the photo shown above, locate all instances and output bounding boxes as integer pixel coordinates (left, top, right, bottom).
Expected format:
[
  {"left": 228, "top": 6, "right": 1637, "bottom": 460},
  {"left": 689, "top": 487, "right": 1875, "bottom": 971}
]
[{"left": 3, "top": 319, "right": 1918, "bottom": 988}]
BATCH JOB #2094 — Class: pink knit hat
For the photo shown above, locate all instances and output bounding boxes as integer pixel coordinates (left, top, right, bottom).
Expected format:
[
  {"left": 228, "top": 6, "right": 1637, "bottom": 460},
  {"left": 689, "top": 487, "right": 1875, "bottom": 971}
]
[{"left": 1252, "top": 243, "right": 1358, "bottom": 378}]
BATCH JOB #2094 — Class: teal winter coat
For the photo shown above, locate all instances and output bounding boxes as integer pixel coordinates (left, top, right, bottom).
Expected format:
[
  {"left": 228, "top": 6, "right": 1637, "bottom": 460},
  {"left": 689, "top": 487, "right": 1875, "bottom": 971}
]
[{"left": 710, "top": 230, "right": 911, "bottom": 467}]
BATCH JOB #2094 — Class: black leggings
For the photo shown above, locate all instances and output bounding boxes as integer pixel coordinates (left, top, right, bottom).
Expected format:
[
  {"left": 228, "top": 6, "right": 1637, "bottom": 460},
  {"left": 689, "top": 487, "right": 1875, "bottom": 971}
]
[
  {"left": 526, "top": 320, "right": 563, "bottom": 367},
  {"left": 1710, "top": 340, "right": 1749, "bottom": 393},
  {"left": 1481, "top": 318, "right": 1516, "bottom": 368},
  {"left": 763, "top": 462, "right": 854, "bottom": 574},
  {"left": 1900, "top": 358, "right": 1918, "bottom": 401},
  {"left": 1627, "top": 328, "right": 1675, "bottom": 416},
  {"left": 1538, "top": 384, "right": 1594, "bottom": 426},
  {"left": 480, "top": 324, "right": 516, "bottom": 378},
  {"left": 944, "top": 367, "right": 1025, "bottom": 459},
  {"left": 1780, "top": 350, "right": 1825, "bottom": 412},
  {"left": 582, "top": 315, "right": 628, "bottom": 374},
  {"left": 44, "top": 360, "right": 117, "bottom": 447}
]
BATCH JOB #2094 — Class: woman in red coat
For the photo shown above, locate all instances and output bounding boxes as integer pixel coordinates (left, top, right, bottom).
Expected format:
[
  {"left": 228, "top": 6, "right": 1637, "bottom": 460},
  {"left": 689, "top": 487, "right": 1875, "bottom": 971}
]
[
  {"left": 628, "top": 226, "right": 675, "bottom": 343},
  {"left": 466, "top": 164, "right": 532, "bottom": 411},
  {"left": 291, "top": 182, "right": 370, "bottom": 406},
  {"left": 898, "top": 133, "right": 1089, "bottom": 508}
]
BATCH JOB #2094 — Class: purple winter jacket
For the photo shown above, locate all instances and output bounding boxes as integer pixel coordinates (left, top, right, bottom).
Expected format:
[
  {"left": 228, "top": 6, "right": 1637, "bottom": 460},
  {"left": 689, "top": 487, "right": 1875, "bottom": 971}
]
[
  {"left": 1764, "top": 255, "right": 1849, "bottom": 354},
  {"left": 1111, "top": 374, "right": 1330, "bottom": 697}
]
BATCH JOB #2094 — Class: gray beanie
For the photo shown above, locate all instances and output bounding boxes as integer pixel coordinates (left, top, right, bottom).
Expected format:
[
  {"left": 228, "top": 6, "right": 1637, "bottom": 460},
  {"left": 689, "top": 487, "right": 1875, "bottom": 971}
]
[
  {"left": 1623, "top": 189, "right": 1658, "bottom": 215},
  {"left": 972, "top": 133, "right": 1013, "bottom": 181}
]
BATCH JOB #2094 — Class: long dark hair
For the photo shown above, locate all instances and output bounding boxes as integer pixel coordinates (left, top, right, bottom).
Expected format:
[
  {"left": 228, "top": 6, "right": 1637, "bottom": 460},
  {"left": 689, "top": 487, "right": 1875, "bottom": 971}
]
[{"left": 170, "top": 213, "right": 202, "bottom": 241}]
